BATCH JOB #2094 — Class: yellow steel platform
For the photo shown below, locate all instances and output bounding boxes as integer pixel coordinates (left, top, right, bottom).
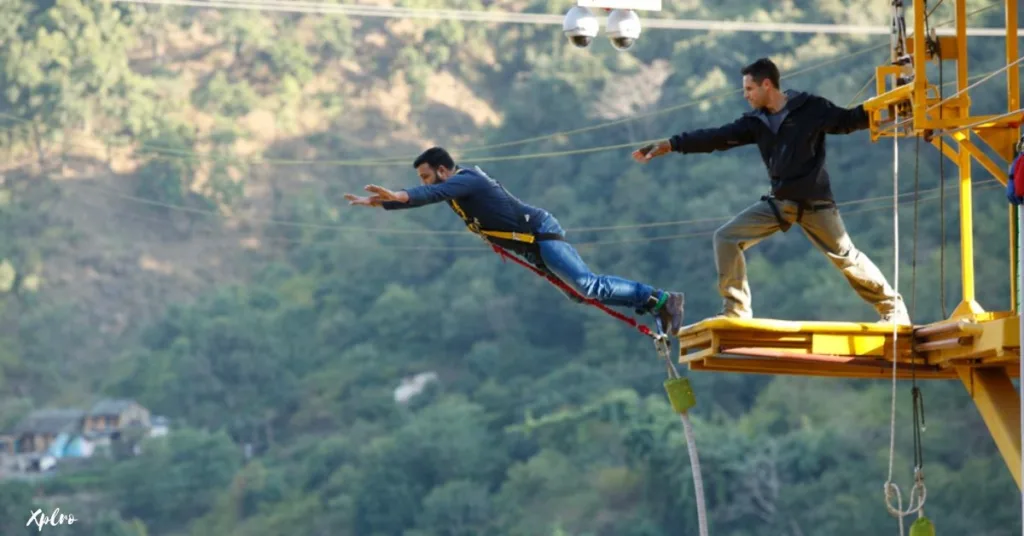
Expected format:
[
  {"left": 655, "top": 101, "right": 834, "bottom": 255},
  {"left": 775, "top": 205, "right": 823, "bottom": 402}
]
[
  {"left": 676, "top": 316, "right": 1020, "bottom": 380},
  {"left": 674, "top": 314, "right": 1022, "bottom": 487}
]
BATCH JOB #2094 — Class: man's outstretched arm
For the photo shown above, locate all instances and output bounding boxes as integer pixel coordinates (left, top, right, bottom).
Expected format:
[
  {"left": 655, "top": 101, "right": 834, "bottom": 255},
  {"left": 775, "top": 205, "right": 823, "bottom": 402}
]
[
  {"left": 817, "top": 96, "right": 870, "bottom": 134},
  {"left": 633, "top": 117, "right": 757, "bottom": 162},
  {"left": 669, "top": 117, "right": 758, "bottom": 153},
  {"left": 358, "top": 173, "right": 481, "bottom": 211}
]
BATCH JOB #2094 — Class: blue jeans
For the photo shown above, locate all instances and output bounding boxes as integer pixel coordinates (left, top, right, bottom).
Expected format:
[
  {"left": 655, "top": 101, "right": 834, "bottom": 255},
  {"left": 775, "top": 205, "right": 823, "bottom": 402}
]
[{"left": 531, "top": 213, "right": 656, "bottom": 310}]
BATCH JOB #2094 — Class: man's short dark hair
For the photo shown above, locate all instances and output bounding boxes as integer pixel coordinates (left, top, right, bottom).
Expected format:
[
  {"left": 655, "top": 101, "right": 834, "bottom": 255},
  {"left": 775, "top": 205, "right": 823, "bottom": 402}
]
[
  {"left": 741, "top": 58, "right": 781, "bottom": 89},
  {"left": 413, "top": 146, "right": 455, "bottom": 170}
]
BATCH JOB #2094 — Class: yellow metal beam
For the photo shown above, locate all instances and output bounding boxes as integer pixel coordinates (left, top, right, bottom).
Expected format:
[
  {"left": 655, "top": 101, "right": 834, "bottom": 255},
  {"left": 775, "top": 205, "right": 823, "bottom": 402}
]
[
  {"left": 957, "top": 366, "right": 1022, "bottom": 490},
  {"left": 925, "top": 112, "right": 1024, "bottom": 133},
  {"left": 690, "top": 356, "right": 958, "bottom": 380},
  {"left": 863, "top": 82, "right": 914, "bottom": 114},
  {"left": 957, "top": 138, "right": 1012, "bottom": 184},
  {"left": 912, "top": 0, "right": 927, "bottom": 129},
  {"left": 915, "top": 314, "right": 1020, "bottom": 365},
  {"left": 974, "top": 121, "right": 1021, "bottom": 164},
  {"left": 955, "top": 0, "right": 968, "bottom": 98},
  {"left": 956, "top": 140, "right": 978, "bottom": 309}
]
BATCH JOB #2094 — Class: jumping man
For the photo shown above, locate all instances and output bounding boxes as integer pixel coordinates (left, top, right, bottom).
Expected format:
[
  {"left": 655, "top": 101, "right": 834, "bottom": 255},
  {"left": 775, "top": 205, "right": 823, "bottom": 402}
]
[
  {"left": 633, "top": 57, "right": 911, "bottom": 325},
  {"left": 344, "top": 146, "right": 687, "bottom": 334}
]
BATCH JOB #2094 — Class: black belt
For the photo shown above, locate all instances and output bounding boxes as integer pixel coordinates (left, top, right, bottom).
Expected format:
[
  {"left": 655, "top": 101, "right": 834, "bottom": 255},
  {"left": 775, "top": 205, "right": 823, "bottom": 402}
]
[{"left": 760, "top": 195, "right": 836, "bottom": 232}]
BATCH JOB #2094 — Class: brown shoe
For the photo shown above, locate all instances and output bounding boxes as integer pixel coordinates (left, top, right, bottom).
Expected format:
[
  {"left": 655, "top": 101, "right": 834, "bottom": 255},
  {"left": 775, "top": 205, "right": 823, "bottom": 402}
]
[{"left": 656, "top": 292, "right": 685, "bottom": 335}]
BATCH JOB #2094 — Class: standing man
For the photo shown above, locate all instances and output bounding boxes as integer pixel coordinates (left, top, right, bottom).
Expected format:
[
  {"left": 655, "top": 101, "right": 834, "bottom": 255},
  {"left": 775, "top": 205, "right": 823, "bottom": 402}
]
[
  {"left": 633, "top": 57, "right": 910, "bottom": 325},
  {"left": 344, "top": 146, "right": 687, "bottom": 334}
]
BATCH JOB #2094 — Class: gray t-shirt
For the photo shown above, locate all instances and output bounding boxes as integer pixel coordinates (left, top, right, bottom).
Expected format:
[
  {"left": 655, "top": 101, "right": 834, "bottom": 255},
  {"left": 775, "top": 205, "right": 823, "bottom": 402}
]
[{"left": 766, "top": 109, "right": 788, "bottom": 134}]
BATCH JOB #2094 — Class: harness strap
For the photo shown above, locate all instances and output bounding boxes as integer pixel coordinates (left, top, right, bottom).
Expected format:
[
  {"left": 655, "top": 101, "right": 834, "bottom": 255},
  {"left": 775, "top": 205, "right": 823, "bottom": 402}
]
[
  {"left": 447, "top": 199, "right": 565, "bottom": 244},
  {"left": 761, "top": 195, "right": 791, "bottom": 232},
  {"left": 760, "top": 195, "right": 837, "bottom": 232},
  {"left": 488, "top": 243, "right": 654, "bottom": 338},
  {"left": 478, "top": 230, "right": 565, "bottom": 244}
]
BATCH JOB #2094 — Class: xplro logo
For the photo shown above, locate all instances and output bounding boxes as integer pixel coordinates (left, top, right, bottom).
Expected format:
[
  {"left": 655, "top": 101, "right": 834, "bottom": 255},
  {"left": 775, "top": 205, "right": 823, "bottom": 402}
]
[{"left": 26, "top": 508, "right": 77, "bottom": 531}]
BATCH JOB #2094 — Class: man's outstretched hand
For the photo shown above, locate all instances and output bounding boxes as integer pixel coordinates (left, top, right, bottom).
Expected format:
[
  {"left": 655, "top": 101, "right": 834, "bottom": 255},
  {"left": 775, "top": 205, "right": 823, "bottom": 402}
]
[
  {"left": 631, "top": 140, "right": 672, "bottom": 163},
  {"left": 363, "top": 184, "right": 409, "bottom": 203},
  {"left": 343, "top": 185, "right": 410, "bottom": 207},
  {"left": 344, "top": 193, "right": 382, "bottom": 207}
]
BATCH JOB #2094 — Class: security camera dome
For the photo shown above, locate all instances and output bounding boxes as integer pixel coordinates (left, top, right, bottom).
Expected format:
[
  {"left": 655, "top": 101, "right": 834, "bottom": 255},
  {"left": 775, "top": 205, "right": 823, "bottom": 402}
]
[
  {"left": 563, "top": 6, "right": 599, "bottom": 48},
  {"left": 606, "top": 9, "right": 641, "bottom": 50},
  {"left": 610, "top": 36, "right": 635, "bottom": 50},
  {"left": 569, "top": 34, "right": 593, "bottom": 47}
]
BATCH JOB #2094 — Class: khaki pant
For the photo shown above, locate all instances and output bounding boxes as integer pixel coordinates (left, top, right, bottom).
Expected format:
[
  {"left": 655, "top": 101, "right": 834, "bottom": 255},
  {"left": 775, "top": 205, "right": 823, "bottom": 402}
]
[{"left": 713, "top": 198, "right": 904, "bottom": 319}]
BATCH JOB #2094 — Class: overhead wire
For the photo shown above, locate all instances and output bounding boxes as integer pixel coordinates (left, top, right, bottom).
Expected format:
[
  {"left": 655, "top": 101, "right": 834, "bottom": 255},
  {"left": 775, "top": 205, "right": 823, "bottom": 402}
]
[
  {"left": 113, "top": 0, "right": 1019, "bottom": 36},
  {"left": 4, "top": 63, "right": 1014, "bottom": 268},
  {"left": 2, "top": 61, "right": 1004, "bottom": 173},
  {"left": 61, "top": 175, "right": 1001, "bottom": 242},
  {"left": 72, "top": 195, "right": 490, "bottom": 252},
  {"left": 575, "top": 183, "right": 1001, "bottom": 247},
  {"left": 6, "top": 0, "right": 1001, "bottom": 167},
  {"left": 64, "top": 179, "right": 1002, "bottom": 266},
  {"left": 9, "top": 49, "right": 1008, "bottom": 241},
  {"left": 62, "top": 175, "right": 1002, "bottom": 255},
  {"left": 0, "top": 45, "right": 889, "bottom": 167},
  {"left": 19, "top": 52, "right": 1015, "bottom": 245},
  {"left": 0, "top": 65, "right": 995, "bottom": 172}
]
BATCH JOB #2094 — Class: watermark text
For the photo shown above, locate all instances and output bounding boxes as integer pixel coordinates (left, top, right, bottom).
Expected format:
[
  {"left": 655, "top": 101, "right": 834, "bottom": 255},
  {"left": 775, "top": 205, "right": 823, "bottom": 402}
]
[{"left": 26, "top": 508, "right": 76, "bottom": 531}]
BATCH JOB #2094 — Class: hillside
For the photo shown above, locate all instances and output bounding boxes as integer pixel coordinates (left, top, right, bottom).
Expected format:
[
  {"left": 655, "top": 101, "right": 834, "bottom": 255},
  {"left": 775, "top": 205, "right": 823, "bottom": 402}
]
[{"left": 0, "top": 0, "right": 1021, "bottom": 534}]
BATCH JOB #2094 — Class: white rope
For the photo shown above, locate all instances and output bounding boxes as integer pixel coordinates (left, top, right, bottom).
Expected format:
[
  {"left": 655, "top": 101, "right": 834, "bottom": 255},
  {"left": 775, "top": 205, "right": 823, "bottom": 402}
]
[
  {"left": 680, "top": 412, "right": 709, "bottom": 536},
  {"left": 655, "top": 335, "right": 708, "bottom": 536},
  {"left": 884, "top": 0, "right": 905, "bottom": 507},
  {"left": 883, "top": 130, "right": 926, "bottom": 536},
  {"left": 884, "top": 127, "right": 904, "bottom": 535}
]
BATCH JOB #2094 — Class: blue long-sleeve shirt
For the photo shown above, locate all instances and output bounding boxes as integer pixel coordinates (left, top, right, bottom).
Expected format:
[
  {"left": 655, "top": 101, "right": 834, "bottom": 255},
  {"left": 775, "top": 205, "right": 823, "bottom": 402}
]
[{"left": 382, "top": 166, "right": 550, "bottom": 235}]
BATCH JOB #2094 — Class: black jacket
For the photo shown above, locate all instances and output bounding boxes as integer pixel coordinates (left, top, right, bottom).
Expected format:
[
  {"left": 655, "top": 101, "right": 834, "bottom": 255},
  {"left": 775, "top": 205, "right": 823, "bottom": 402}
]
[{"left": 668, "top": 89, "right": 869, "bottom": 202}]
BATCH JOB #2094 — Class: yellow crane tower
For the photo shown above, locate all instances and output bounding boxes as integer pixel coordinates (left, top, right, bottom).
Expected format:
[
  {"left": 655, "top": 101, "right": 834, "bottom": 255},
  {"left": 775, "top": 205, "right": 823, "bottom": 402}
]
[{"left": 675, "top": 0, "right": 1022, "bottom": 491}]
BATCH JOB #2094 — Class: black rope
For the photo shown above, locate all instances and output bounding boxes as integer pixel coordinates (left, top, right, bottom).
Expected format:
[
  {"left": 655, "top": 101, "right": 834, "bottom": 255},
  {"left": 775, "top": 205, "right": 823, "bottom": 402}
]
[
  {"left": 910, "top": 0, "right": 934, "bottom": 476},
  {"left": 912, "top": 386, "right": 926, "bottom": 470},
  {"left": 911, "top": 136, "right": 924, "bottom": 470},
  {"left": 911, "top": 136, "right": 921, "bottom": 322}
]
